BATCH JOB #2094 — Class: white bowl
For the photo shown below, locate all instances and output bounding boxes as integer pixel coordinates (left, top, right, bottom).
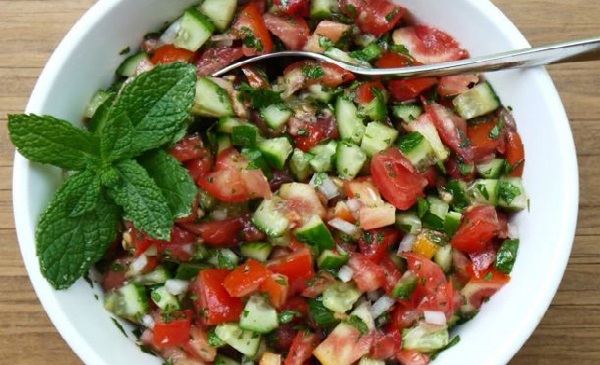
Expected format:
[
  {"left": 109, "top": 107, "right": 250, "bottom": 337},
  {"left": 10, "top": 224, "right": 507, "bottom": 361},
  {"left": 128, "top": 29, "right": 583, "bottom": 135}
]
[{"left": 13, "top": 0, "right": 578, "bottom": 364}]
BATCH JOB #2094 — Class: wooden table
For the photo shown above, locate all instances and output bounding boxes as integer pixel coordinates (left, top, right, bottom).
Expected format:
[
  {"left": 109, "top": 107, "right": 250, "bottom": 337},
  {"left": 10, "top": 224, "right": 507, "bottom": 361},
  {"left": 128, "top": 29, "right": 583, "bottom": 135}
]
[{"left": 1, "top": 1, "right": 599, "bottom": 364}]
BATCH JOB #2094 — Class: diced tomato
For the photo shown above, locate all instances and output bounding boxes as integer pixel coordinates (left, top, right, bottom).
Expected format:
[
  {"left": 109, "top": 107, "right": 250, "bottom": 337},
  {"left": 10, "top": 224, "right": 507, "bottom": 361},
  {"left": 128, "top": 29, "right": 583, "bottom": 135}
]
[
  {"left": 259, "top": 273, "right": 289, "bottom": 308},
  {"left": 344, "top": 176, "right": 382, "bottom": 206},
  {"left": 314, "top": 323, "right": 373, "bottom": 365},
  {"left": 355, "top": 81, "right": 386, "bottom": 104},
  {"left": 198, "top": 147, "right": 272, "bottom": 202},
  {"left": 282, "top": 60, "right": 355, "bottom": 95},
  {"left": 233, "top": 3, "right": 274, "bottom": 56},
  {"left": 437, "top": 75, "right": 479, "bottom": 97},
  {"left": 425, "top": 102, "right": 473, "bottom": 162},
  {"left": 468, "top": 242, "right": 497, "bottom": 274},
  {"left": 185, "top": 154, "right": 214, "bottom": 186},
  {"left": 241, "top": 66, "right": 270, "bottom": 88},
  {"left": 292, "top": 114, "right": 339, "bottom": 152},
  {"left": 151, "top": 44, "right": 195, "bottom": 64},
  {"left": 461, "top": 269, "right": 510, "bottom": 311},
  {"left": 391, "top": 302, "right": 420, "bottom": 330},
  {"left": 328, "top": 200, "right": 357, "bottom": 223},
  {"left": 281, "top": 295, "right": 309, "bottom": 316},
  {"left": 347, "top": 253, "right": 387, "bottom": 292},
  {"left": 358, "top": 228, "right": 400, "bottom": 263},
  {"left": 419, "top": 165, "right": 439, "bottom": 187},
  {"left": 191, "top": 269, "right": 244, "bottom": 325},
  {"left": 371, "top": 328, "right": 402, "bottom": 360},
  {"left": 359, "top": 203, "right": 396, "bottom": 230},
  {"left": 223, "top": 259, "right": 272, "bottom": 297},
  {"left": 467, "top": 120, "right": 504, "bottom": 162},
  {"left": 505, "top": 129, "right": 525, "bottom": 176},
  {"left": 393, "top": 25, "right": 468, "bottom": 64},
  {"left": 444, "top": 154, "right": 475, "bottom": 182},
  {"left": 370, "top": 147, "right": 427, "bottom": 210},
  {"left": 267, "top": 248, "right": 315, "bottom": 294},
  {"left": 169, "top": 133, "right": 207, "bottom": 162},
  {"left": 160, "top": 226, "right": 197, "bottom": 261},
  {"left": 301, "top": 270, "right": 336, "bottom": 298},
  {"left": 271, "top": 324, "right": 299, "bottom": 353},
  {"left": 153, "top": 310, "right": 193, "bottom": 348},
  {"left": 195, "top": 47, "right": 244, "bottom": 76},
  {"left": 451, "top": 205, "right": 502, "bottom": 253},
  {"left": 340, "top": 0, "right": 406, "bottom": 37},
  {"left": 303, "top": 20, "right": 352, "bottom": 53},
  {"left": 263, "top": 13, "right": 310, "bottom": 50},
  {"left": 396, "top": 349, "right": 431, "bottom": 365},
  {"left": 375, "top": 51, "right": 418, "bottom": 68},
  {"left": 388, "top": 78, "right": 438, "bottom": 102},
  {"left": 183, "top": 326, "right": 217, "bottom": 362},
  {"left": 284, "top": 330, "right": 319, "bottom": 365},
  {"left": 102, "top": 260, "right": 127, "bottom": 291},
  {"left": 379, "top": 255, "right": 403, "bottom": 295},
  {"left": 179, "top": 217, "right": 244, "bottom": 247}
]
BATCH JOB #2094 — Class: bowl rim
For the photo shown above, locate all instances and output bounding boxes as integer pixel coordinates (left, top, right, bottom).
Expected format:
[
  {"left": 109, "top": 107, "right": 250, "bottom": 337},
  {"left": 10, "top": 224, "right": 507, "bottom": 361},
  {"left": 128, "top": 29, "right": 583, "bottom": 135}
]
[{"left": 12, "top": 0, "right": 579, "bottom": 364}]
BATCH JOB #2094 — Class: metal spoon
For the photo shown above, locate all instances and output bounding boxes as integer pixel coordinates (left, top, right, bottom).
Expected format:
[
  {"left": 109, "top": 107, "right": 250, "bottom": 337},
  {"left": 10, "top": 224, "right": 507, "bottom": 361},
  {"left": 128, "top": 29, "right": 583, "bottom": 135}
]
[{"left": 212, "top": 36, "right": 600, "bottom": 78}]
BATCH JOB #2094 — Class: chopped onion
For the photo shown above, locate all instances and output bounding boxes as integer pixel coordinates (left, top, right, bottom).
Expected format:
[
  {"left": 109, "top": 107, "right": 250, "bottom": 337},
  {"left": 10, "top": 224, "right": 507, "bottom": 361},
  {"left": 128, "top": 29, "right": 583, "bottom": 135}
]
[
  {"left": 210, "top": 34, "right": 235, "bottom": 47},
  {"left": 398, "top": 233, "right": 417, "bottom": 253},
  {"left": 370, "top": 296, "right": 395, "bottom": 319},
  {"left": 337, "top": 265, "right": 354, "bottom": 283},
  {"left": 165, "top": 279, "right": 190, "bottom": 296},
  {"left": 346, "top": 198, "right": 362, "bottom": 219},
  {"left": 508, "top": 222, "right": 519, "bottom": 239},
  {"left": 129, "top": 254, "right": 148, "bottom": 275},
  {"left": 142, "top": 314, "right": 155, "bottom": 329},
  {"left": 366, "top": 291, "right": 379, "bottom": 302},
  {"left": 328, "top": 217, "right": 358, "bottom": 236},
  {"left": 424, "top": 310, "right": 447, "bottom": 325},
  {"left": 210, "top": 209, "right": 228, "bottom": 221},
  {"left": 310, "top": 173, "right": 340, "bottom": 200},
  {"left": 144, "top": 244, "right": 158, "bottom": 257},
  {"left": 159, "top": 18, "right": 182, "bottom": 45}
]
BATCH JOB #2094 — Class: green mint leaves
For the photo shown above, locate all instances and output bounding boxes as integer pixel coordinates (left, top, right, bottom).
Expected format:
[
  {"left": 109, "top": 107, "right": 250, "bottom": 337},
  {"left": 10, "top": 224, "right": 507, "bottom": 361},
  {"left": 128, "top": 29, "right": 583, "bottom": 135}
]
[{"left": 8, "top": 63, "right": 198, "bottom": 289}]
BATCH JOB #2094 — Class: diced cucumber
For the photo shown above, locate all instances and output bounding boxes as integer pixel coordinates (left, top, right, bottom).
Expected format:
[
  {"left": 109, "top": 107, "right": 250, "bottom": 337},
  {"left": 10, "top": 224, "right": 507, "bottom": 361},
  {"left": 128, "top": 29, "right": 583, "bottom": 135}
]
[
  {"left": 444, "top": 211, "right": 462, "bottom": 237},
  {"left": 358, "top": 89, "right": 388, "bottom": 121},
  {"left": 309, "top": 140, "right": 338, "bottom": 172},
  {"left": 476, "top": 158, "right": 507, "bottom": 179},
  {"left": 175, "top": 262, "right": 210, "bottom": 280},
  {"left": 444, "top": 179, "right": 470, "bottom": 213},
  {"left": 324, "top": 47, "right": 371, "bottom": 67},
  {"left": 322, "top": 282, "right": 362, "bottom": 313},
  {"left": 391, "top": 271, "right": 418, "bottom": 299},
  {"left": 240, "top": 242, "right": 273, "bottom": 262},
  {"left": 214, "top": 354, "right": 240, "bottom": 365},
  {"left": 241, "top": 147, "right": 273, "bottom": 179},
  {"left": 214, "top": 323, "right": 262, "bottom": 356},
  {"left": 494, "top": 238, "right": 519, "bottom": 274},
  {"left": 232, "top": 125, "right": 260, "bottom": 147},
  {"left": 421, "top": 197, "right": 449, "bottom": 231},
  {"left": 290, "top": 148, "right": 314, "bottom": 181},
  {"left": 359, "top": 358, "right": 386, "bottom": 365},
  {"left": 173, "top": 7, "right": 215, "bottom": 51},
  {"left": 404, "top": 115, "right": 449, "bottom": 162},
  {"left": 318, "top": 249, "right": 350, "bottom": 271},
  {"left": 402, "top": 322, "right": 450, "bottom": 353},
  {"left": 191, "top": 77, "right": 234, "bottom": 118},
  {"left": 307, "top": 84, "right": 335, "bottom": 103},
  {"left": 150, "top": 285, "right": 180, "bottom": 312},
  {"left": 392, "top": 103, "right": 424, "bottom": 122},
  {"left": 258, "top": 137, "right": 293, "bottom": 170},
  {"left": 295, "top": 214, "right": 336, "bottom": 251},
  {"left": 498, "top": 177, "right": 528, "bottom": 211},
  {"left": 239, "top": 295, "right": 279, "bottom": 334},
  {"left": 360, "top": 122, "right": 399, "bottom": 157},
  {"left": 336, "top": 97, "right": 365, "bottom": 145},
  {"left": 468, "top": 179, "right": 500, "bottom": 206},
  {"left": 132, "top": 265, "right": 171, "bottom": 285},
  {"left": 397, "top": 131, "right": 436, "bottom": 171},
  {"left": 351, "top": 301, "right": 376, "bottom": 331},
  {"left": 350, "top": 43, "right": 384, "bottom": 63},
  {"left": 217, "top": 117, "right": 246, "bottom": 133},
  {"left": 310, "top": 0, "right": 339, "bottom": 19},
  {"left": 336, "top": 142, "right": 367, "bottom": 180},
  {"left": 84, "top": 89, "right": 116, "bottom": 119},
  {"left": 261, "top": 104, "right": 292, "bottom": 130},
  {"left": 268, "top": 231, "right": 293, "bottom": 247},
  {"left": 116, "top": 52, "right": 149, "bottom": 77},
  {"left": 396, "top": 212, "right": 422, "bottom": 234},
  {"left": 104, "top": 282, "right": 150, "bottom": 323},
  {"left": 434, "top": 244, "right": 453, "bottom": 273},
  {"left": 198, "top": 0, "right": 237, "bottom": 32},
  {"left": 252, "top": 197, "right": 290, "bottom": 237},
  {"left": 216, "top": 133, "right": 232, "bottom": 154},
  {"left": 208, "top": 248, "right": 240, "bottom": 270},
  {"left": 453, "top": 81, "right": 501, "bottom": 119}
]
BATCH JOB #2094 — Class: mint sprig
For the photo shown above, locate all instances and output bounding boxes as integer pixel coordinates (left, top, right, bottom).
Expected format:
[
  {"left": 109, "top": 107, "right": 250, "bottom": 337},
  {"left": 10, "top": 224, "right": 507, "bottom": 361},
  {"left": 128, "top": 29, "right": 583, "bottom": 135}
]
[{"left": 9, "top": 63, "right": 198, "bottom": 289}]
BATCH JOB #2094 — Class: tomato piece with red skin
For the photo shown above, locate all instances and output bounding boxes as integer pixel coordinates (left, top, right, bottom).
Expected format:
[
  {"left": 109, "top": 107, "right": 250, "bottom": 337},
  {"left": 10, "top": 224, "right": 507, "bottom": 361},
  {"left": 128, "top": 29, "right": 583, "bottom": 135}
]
[
  {"left": 259, "top": 273, "right": 289, "bottom": 308},
  {"left": 437, "top": 75, "right": 480, "bottom": 97},
  {"left": 263, "top": 13, "right": 310, "bottom": 50},
  {"left": 169, "top": 133, "right": 207, "bottom": 162},
  {"left": 195, "top": 47, "right": 244, "bottom": 76},
  {"left": 271, "top": 324, "right": 298, "bottom": 353},
  {"left": 347, "top": 253, "right": 387, "bottom": 292},
  {"left": 314, "top": 324, "right": 374, "bottom": 365},
  {"left": 282, "top": 60, "right": 355, "bottom": 95},
  {"left": 393, "top": 25, "right": 468, "bottom": 64},
  {"left": 340, "top": 0, "right": 406, "bottom": 37},
  {"left": 467, "top": 119, "right": 507, "bottom": 162},
  {"left": 274, "top": 0, "right": 310, "bottom": 16},
  {"left": 425, "top": 102, "right": 473, "bottom": 162},
  {"left": 304, "top": 20, "right": 352, "bottom": 53},
  {"left": 281, "top": 295, "right": 309, "bottom": 316},
  {"left": 292, "top": 114, "right": 339, "bottom": 152},
  {"left": 344, "top": 176, "right": 383, "bottom": 206},
  {"left": 233, "top": 3, "right": 274, "bottom": 56},
  {"left": 179, "top": 217, "right": 244, "bottom": 247},
  {"left": 300, "top": 270, "right": 336, "bottom": 298},
  {"left": 468, "top": 242, "right": 497, "bottom": 274},
  {"left": 182, "top": 325, "right": 217, "bottom": 362},
  {"left": 451, "top": 205, "right": 502, "bottom": 253},
  {"left": 192, "top": 269, "right": 244, "bottom": 325},
  {"left": 388, "top": 78, "right": 438, "bottom": 102},
  {"left": 153, "top": 310, "right": 193, "bottom": 348},
  {"left": 358, "top": 228, "right": 400, "bottom": 263},
  {"left": 371, "top": 328, "right": 402, "bottom": 360},
  {"left": 379, "top": 255, "right": 403, "bottom": 295},
  {"left": 151, "top": 44, "right": 195, "bottom": 64},
  {"left": 267, "top": 248, "right": 315, "bottom": 294},
  {"left": 284, "top": 330, "right": 320, "bottom": 365},
  {"left": 160, "top": 226, "right": 196, "bottom": 261},
  {"left": 505, "top": 129, "right": 525, "bottom": 176},
  {"left": 396, "top": 349, "right": 431, "bottom": 365},
  {"left": 375, "top": 51, "right": 418, "bottom": 68},
  {"left": 391, "top": 302, "right": 420, "bottom": 330},
  {"left": 102, "top": 258, "right": 128, "bottom": 291},
  {"left": 185, "top": 153, "right": 213, "bottom": 186},
  {"left": 371, "top": 147, "right": 427, "bottom": 210},
  {"left": 223, "top": 259, "right": 272, "bottom": 297},
  {"left": 461, "top": 269, "right": 510, "bottom": 311},
  {"left": 444, "top": 155, "right": 475, "bottom": 182},
  {"left": 355, "top": 81, "right": 386, "bottom": 104}
]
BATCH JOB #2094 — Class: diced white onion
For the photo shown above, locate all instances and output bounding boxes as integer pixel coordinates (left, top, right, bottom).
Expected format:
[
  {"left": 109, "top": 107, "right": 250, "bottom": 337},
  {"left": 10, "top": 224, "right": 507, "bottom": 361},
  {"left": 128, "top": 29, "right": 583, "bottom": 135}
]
[
  {"left": 129, "top": 255, "right": 149, "bottom": 275},
  {"left": 346, "top": 199, "right": 362, "bottom": 220},
  {"left": 370, "top": 295, "right": 395, "bottom": 319},
  {"left": 398, "top": 233, "right": 417, "bottom": 253},
  {"left": 310, "top": 173, "right": 340, "bottom": 200},
  {"left": 366, "top": 291, "right": 379, "bottom": 302},
  {"left": 165, "top": 279, "right": 190, "bottom": 296},
  {"left": 337, "top": 265, "right": 354, "bottom": 283},
  {"left": 142, "top": 314, "right": 155, "bottom": 329},
  {"left": 211, "top": 209, "right": 228, "bottom": 221},
  {"left": 424, "top": 310, "right": 447, "bottom": 325},
  {"left": 210, "top": 34, "right": 235, "bottom": 47},
  {"left": 144, "top": 244, "right": 158, "bottom": 257},
  {"left": 159, "top": 18, "right": 182, "bottom": 45},
  {"left": 328, "top": 217, "right": 358, "bottom": 236},
  {"left": 507, "top": 222, "right": 519, "bottom": 239}
]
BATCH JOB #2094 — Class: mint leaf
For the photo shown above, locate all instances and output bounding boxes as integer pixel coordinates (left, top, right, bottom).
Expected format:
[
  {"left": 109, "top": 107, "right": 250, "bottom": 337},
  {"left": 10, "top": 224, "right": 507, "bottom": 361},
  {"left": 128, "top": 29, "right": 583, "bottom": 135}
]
[
  {"left": 68, "top": 170, "right": 102, "bottom": 217},
  {"left": 138, "top": 149, "right": 196, "bottom": 220},
  {"left": 107, "top": 159, "right": 173, "bottom": 240},
  {"left": 101, "top": 63, "right": 196, "bottom": 161},
  {"left": 87, "top": 91, "right": 117, "bottom": 133},
  {"left": 8, "top": 114, "right": 100, "bottom": 171},
  {"left": 36, "top": 171, "right": 120, "bottom": 289}
]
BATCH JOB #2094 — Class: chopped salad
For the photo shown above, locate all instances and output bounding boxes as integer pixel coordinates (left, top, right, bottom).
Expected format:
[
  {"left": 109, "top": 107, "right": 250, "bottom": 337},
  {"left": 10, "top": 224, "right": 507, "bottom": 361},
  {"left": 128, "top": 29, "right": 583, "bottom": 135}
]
[{"left": 9, "top": 0, "right": 528, "bottom": 364}]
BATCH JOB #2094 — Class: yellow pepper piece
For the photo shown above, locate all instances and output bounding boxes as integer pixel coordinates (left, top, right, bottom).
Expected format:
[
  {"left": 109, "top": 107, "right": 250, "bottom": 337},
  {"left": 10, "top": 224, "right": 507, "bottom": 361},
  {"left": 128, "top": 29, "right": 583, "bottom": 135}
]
[{"left": 411, "top": 232, "right": 440, "bottom": 259}]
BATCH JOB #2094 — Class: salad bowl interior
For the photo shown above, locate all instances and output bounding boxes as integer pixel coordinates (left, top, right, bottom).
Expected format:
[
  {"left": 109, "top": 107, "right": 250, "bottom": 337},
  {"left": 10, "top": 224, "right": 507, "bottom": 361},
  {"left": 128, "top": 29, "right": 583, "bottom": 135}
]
[{"left": 12, "top": 0, "right": 578, "bottom": 364}]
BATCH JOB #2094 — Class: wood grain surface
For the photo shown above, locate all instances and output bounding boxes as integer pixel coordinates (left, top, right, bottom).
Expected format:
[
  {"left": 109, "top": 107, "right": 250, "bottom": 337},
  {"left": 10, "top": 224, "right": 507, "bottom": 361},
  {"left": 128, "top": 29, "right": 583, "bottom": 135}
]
[{"left": 1, "top": 1, "right": 599, "bottom": 364}]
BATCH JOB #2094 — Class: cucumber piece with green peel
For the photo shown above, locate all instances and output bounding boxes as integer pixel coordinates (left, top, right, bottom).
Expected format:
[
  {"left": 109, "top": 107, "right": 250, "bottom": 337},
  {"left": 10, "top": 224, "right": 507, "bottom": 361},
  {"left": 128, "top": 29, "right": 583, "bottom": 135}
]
[{"left": 173, "top": 8, "right": 215, "bottom": 51}]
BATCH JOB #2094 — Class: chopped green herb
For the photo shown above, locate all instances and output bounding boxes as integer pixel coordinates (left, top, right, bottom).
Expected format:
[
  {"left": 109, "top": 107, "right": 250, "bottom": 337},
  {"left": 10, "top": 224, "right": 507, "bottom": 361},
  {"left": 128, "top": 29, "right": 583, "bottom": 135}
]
[
  {"left": 495, "top": 239, "right": 519, "bottom": 274},
  {"left": 302, "top": 64, "right": 325, "bottom": 79},
  {"left": 347, "top": 314, "right": 369, "bottom": 335}
]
